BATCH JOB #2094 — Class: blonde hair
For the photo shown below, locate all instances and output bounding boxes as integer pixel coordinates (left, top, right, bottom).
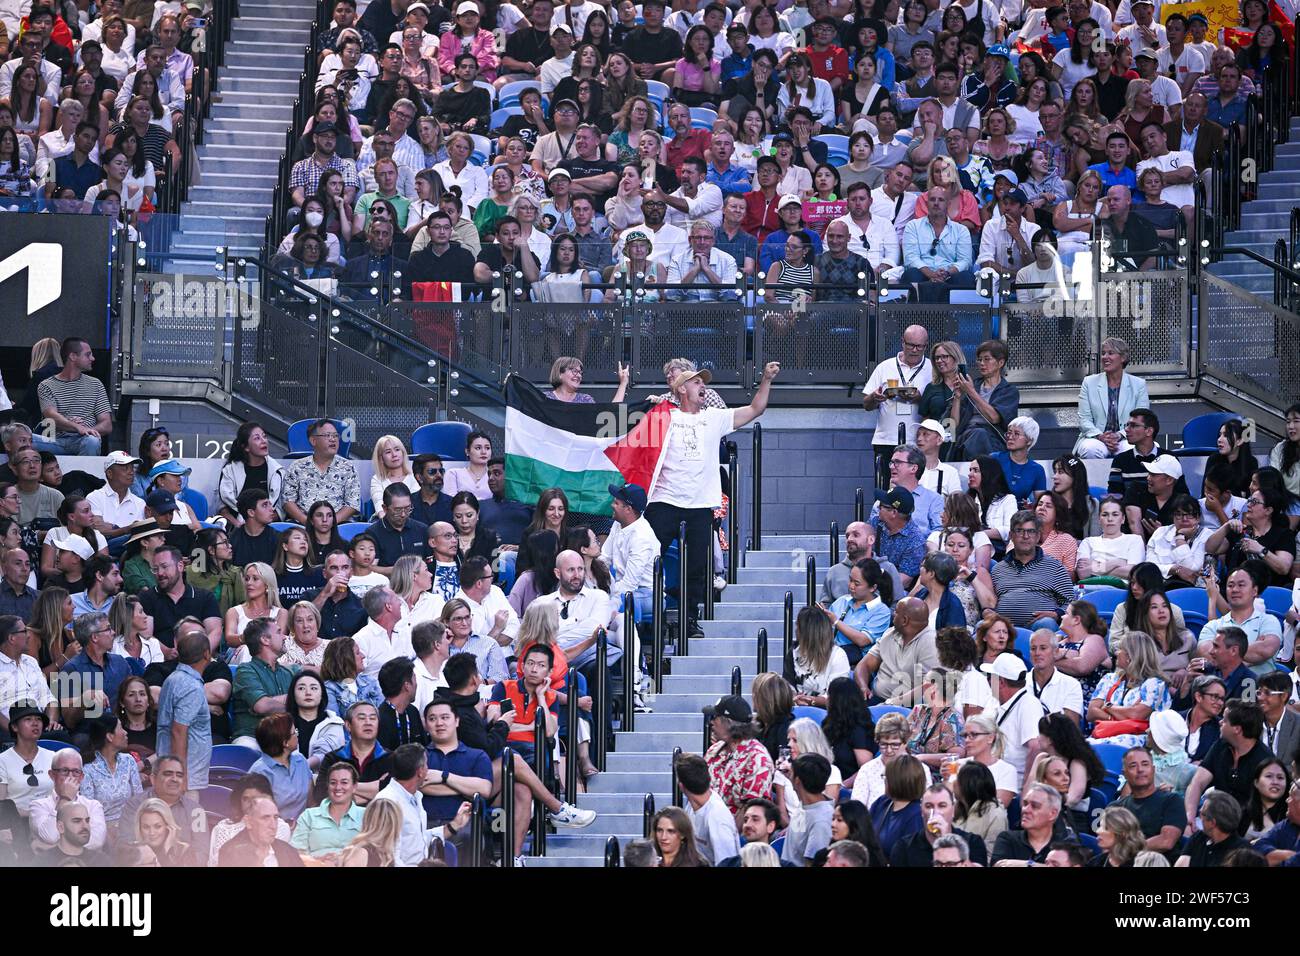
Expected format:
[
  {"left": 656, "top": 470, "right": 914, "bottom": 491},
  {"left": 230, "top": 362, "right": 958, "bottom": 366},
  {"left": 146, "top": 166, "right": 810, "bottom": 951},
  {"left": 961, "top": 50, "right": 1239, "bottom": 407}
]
[
  {"left": 243, "top": 562, "right": 283, "bottom": 609},
  {"left": 341, "top": 799, "right": 403, "bottom": 867},
  {"left": 928, "top": 154, "right": 961, "bottom": 198},
  {"left": 548, "top": 356, "right": 583, "bottom": 389},
  {"left": 983, "top": 106, "right": 1016, "bottom": 136},
  {"left": 789, "top": 716, "right": 835, "bottom": 762},
  {"left": 30, "top": 337, "right": 61, "bottom": 374},
  {"left": 740, "top": 842, "right": 781, "bottom": 867},
  {"left": 389, "top": 554, "right": 427, "bottom": 602},
  {"left": 874, "top": 712, "right": 910, "bottom": 742},
  {"left": 1114, "top": 631, "right": 1165, "bottom": 686},
  {"left": 514, "top": 600, "right": 559, "bottom": 657},
  {"left": 1097, "top": 806, "right": 1146, "bottom": 865},
  {"left": 963, "top": 714, "right": 1005, "bottom": 759},
  {"left": 288, "top": 600, "right": 321, "bottom": 638},
  {"left": 931, "top": 340, "right": 964, "bottom": 369},
  {"left": 136, "top": 797, "right": 187, "bottom": 855},
  {"left": 371, "top": 434, "right": 414, "bottom": 482}
]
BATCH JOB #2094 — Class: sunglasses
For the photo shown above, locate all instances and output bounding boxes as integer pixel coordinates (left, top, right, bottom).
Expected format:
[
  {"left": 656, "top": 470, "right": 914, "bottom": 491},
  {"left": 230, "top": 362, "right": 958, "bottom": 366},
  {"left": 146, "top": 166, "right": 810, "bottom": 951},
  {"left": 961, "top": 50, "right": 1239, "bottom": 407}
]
[{"left": 22, "top": 763, "right": 38, "bottom": 787}]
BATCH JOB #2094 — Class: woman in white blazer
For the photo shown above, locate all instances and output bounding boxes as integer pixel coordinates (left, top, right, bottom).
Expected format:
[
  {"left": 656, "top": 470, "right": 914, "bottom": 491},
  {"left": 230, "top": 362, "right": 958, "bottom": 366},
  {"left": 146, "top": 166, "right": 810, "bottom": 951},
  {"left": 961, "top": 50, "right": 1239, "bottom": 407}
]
[
  {"left": 1073, "top": 337, "right": 1150, "bottom": 458},
  {"left": 218, "top": 423, "right": 285, "bottom": 525}
]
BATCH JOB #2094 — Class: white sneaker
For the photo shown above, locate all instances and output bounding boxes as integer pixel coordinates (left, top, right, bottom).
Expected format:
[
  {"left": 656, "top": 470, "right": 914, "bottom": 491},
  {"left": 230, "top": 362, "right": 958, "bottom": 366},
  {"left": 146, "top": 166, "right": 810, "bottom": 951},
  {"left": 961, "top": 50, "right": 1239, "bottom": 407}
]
[
  {"left": 634, "top": 689, "right": 653, "bottom": 713},
  {"left": 713, "top": 574, "right": 727, "bottom": 591},
  {"left": 513, "top": 855, "right": 527, "bottom": 868},
  {"left": 549, "top": 802, "right": 597, "bottom": 828}
]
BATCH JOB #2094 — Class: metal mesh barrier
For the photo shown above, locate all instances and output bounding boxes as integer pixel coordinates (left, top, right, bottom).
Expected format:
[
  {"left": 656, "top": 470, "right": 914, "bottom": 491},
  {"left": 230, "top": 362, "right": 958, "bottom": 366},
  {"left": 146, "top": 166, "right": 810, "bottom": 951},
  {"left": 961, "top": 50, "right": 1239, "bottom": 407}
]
[
  {"left": 325, "top": 341, "right": 438, "bottom": 456},
  {"left": 130, "top": 273, "right": 228, "bottom": 379},
  {"left": 1201, "top": 274, "right": 1300, "bottom": 408},
  {"left": 876, "top": 301, "right": 993, "bottom": 363},
  {"left": 753, "top": 303, "right": 869, "bottom": 383},
  {"left": 1101, "top": 272, "right": 1189, "bottom": 375},
  {"left": 512, "top": 303, "right": 626, "bottom": 384},
  {"left": 1002, "top": 300, "right": 1092, "bottom": 384},
  {"left": 631, "top": 302, "right": 747, "bottom": 385},
  {"left": 385, "top": 302, "right": 506, "bottom": 380},
  {"left": 231, "top": 294, "right": 322, "bottom": 425}
]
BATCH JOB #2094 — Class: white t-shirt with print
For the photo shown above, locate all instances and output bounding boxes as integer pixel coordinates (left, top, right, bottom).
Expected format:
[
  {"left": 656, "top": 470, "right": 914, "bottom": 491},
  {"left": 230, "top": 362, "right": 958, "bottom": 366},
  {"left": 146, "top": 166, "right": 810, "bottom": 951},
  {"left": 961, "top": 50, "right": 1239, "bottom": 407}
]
[{"left": 648, "top": 406, "right": 736, "bottom": 509}]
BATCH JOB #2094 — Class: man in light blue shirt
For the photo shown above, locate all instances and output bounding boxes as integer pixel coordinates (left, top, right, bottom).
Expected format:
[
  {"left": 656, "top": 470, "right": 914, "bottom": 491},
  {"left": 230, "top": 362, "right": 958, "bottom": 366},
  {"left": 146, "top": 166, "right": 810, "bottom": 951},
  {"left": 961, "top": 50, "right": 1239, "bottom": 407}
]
[
  {"left": 156, "top": 631, "right": 213, "bottom": 791},
  {"left": 900, "top": 185, "right": 974, "bottom": 302}
]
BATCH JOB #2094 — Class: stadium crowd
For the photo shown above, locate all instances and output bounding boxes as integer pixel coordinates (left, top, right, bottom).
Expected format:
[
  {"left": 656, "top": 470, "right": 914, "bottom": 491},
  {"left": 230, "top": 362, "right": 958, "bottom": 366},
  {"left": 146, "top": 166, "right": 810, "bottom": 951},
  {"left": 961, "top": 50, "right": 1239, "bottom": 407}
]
[{"left": 254, "top": 0, "right": 1295, "bottom": 301}]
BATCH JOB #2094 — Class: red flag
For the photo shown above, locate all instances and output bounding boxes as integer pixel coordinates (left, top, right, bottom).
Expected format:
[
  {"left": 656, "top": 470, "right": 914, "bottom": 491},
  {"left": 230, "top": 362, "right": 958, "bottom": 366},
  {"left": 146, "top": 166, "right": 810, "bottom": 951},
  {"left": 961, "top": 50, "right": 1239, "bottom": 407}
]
[{"left": 602, "top": 400, "right": 673, "bottom": 492}]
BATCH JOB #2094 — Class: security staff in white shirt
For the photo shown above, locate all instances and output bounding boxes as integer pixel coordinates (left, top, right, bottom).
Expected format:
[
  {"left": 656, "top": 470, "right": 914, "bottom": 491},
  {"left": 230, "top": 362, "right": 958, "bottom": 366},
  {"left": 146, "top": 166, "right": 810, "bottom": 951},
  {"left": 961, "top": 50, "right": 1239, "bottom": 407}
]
[
  {"left": 982, "top": 652, "right": 1048, "bottom": 788},
  {"left": 600, "top": 482, "right": 660, "bottom": 623},
  {"left": 453, "top": 555, "right": 519, "bottom": 648},
  {"left": 862, "top": 323, "right": 932, "bottom": 458},
  {"left": 1026, "top": 628, "right": 1084, "bottom": 724}
]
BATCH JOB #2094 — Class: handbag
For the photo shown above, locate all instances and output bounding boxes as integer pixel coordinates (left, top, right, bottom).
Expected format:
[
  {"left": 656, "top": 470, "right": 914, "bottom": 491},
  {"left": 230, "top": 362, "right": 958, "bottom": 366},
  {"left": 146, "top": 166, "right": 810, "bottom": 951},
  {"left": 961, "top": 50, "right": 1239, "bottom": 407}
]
[{"left": 1091, "top": 678, "right": 1148, "bottom": 737}]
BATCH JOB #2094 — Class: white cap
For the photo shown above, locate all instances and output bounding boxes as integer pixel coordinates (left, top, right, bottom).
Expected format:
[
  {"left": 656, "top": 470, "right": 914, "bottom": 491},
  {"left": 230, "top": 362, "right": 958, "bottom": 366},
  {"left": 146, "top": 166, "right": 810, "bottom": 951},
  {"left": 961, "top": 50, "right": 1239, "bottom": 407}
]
[
  {"left": 980, "top": 652, "right": 1027, "bottom": 681},
  {"left": 777, "top": 193, "right": 803, "bottom": 210},
  {"left": 1143, "top": 454, "right": 1184, "bottom": 480},
  {"left": 917, "top": 418, "right": 948, "bottom": 441},
  {"left": 455, "top": 1, "right": 480, "bottom": 14},
  {"left": 1148, "top": 710, "right": 1189, "bottom": 753},
  {"left": 53, "top": 536, "right": 95, "bottom": 561},
  {"left": 103, "top": 450, "right": 141, "bottom": 471},
  {"left": 552, "top": 22, "right": 573, "bottom": 34}
]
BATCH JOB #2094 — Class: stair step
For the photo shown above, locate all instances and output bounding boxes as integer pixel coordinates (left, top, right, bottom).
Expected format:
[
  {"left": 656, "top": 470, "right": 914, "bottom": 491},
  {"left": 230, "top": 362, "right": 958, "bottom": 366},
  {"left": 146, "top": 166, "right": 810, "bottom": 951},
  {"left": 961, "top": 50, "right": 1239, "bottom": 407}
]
[
  {"left": 744, "top": 549, "right": 831, "bottom": 568},
  {"left": 218, "top": 76, "right": 307, "bottom": 94},
  {"left": 217, "top": 62, "right": 308, "bottom": 78},
  {"left": 203, "top": 129, "right": 289, "bottom": 147},
  {"left": 197, "top": 173, "right": 281, "bottom": 187},
  {"left": 211, "top": 103, "right": 298, "bottom": 119},
  {"left": 187, "top": 188, "right": 276, "bottom": 205}
]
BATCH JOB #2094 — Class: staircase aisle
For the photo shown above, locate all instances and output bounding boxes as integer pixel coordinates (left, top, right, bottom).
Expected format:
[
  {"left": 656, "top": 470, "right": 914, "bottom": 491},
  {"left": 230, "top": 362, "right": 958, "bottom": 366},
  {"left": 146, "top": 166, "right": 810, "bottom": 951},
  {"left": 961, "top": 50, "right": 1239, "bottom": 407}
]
[
  {"left": 531, "top": 534, "right": 828, "bottom": 867},
  {"left": 169, "top": 0, "right": 317, "bottom": 261},
  {"left": 1207, "top": 116, "right": 1300, "bottom": 297}
]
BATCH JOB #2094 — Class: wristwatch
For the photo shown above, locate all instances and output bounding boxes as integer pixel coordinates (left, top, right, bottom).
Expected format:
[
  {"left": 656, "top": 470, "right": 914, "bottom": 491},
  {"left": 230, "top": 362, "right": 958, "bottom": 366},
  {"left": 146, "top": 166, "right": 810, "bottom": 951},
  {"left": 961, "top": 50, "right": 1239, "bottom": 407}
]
[{"left": 441, "top": 770, "right": 450, "bottom": 785}]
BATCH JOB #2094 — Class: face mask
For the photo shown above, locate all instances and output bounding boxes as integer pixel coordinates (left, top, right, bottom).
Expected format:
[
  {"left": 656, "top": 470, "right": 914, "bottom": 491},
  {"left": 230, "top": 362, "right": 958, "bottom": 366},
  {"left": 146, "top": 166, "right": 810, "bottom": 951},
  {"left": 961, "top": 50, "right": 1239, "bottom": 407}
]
[{"left": 304, "top": 211, "right": 324, "bottom": 227}]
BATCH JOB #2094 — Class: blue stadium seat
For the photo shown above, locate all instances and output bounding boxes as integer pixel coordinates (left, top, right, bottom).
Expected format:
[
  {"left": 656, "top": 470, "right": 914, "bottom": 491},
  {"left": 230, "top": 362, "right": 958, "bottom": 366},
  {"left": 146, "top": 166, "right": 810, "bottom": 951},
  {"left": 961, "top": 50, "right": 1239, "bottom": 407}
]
[
  {"left": 1077, "top": 832, "right": 1100, "bottom": 855},
  {"left": 1174, "top": 413, "right": 1238, "bottom": 457},
  {"left": 814, "top": 133, "right": 849, "bottom": 165},
  {"left": 1276, "top": 662, "right": 1293, "bottom": 674},
  {"left": 180, "top": 487, "right": 210, "bottom": 521},
  {"left": 1261, "top": 586, "right": 1294, "bottom": 626},
  {"left": 269, "top": 521, "right": 304, "bottom": 534},
  {"left": 689, "top": 106, "right": 718, "bottom": 130},
  {"left": 198, "top": 784, "right": 233, "bottom": 815},
  {"left": 1167, "top": 588, "right": 1210, "bottom": 633},
  {"left": 338, "top": 522, "right": 371, "bottom": 542},
  {"left": 792, "top": 705, "right": 826, "bottom": 724},
  {"left": 869, "top": 704, "right": 908, "bottom": 722},
  {"left": 37, "top": 739, "right": 76, "bottom": 752},
  {"left": 1083, "top": 588, "right": 1127, "bottom": 623},
  {"left": 1090, "top": 742, "right": 1127, "bottom": 802},
  {"left": 1013, "top": 628, "right": 1034, "bottom": 667},
  {"left": 490, "top": 106, "right": 523, "bottom": 129},
  {"left": 285, "top": 418, "right": 352, "bottom": 459},
  {"left": 211, "top": 743, "right": 262, "bottom": 772},
  {"left": 644, "top": 79, "right": 669, "bottom": 117},
  {"left": 496, "top": 80, "right": 544, "bottom": 109},
  {"left": 663, "top": 540, "right": 680, "bottom": 611},
  {"left": 469, "top": 133, "right": 493, "bottom": 166},
  {"left": 411, "top": 421, "right": 473, "bottom": 463}
]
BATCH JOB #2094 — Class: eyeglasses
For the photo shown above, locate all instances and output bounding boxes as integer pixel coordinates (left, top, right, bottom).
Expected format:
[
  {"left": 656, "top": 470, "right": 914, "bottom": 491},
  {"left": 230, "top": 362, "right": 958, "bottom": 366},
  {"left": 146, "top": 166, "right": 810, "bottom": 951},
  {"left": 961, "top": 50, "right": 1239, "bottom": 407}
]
[
  {"left": 388, "top": 506, "right": 414, "bottom": 516},
  {"left": 449, "top": 614, "right": 471, "bottom": 624},
  {"left": 1199, "top": 692, "right": 1226, "bottom": 702},
  {"left": 425, "top": 467, "right": 445, "bottom": 475},
  {"left": 51, "top": 768, "right": 84, "bottom": 777},
  {"left": 928, "top": 238, "right": 940, "bottom": 256},
  {"left": 965, "top": 731, "right": 992, "bottom": 739},
  {"left": 1012, "top": 527, "right": 1039, "bottom": 536}
]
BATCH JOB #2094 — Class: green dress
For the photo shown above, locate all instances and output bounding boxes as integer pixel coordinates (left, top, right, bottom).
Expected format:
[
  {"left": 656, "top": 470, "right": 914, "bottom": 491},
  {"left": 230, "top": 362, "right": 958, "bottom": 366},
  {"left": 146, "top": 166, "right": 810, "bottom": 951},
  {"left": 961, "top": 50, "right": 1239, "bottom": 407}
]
[
  {"left": 122, "top": 554, "right": 156, "bottom": 594},
  {"left": 187, "top": 564, "right": 246, "bottom": 615}
]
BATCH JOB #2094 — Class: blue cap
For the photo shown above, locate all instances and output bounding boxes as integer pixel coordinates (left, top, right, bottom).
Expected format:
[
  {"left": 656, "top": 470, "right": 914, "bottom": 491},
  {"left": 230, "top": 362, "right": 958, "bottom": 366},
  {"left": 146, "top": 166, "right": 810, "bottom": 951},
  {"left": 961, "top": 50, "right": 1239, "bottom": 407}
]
[
  {"left": 145, "top": 490, "right": 178, "bottom": 514},
  {"left": 608, "top": 482, "right": 648, "bottom": 513},
  {"left": 147, "top": 459, "right": 192, "bottom": 479},
  {"left": 987, "top": 43, "right": 1010, "bottom": 58}
]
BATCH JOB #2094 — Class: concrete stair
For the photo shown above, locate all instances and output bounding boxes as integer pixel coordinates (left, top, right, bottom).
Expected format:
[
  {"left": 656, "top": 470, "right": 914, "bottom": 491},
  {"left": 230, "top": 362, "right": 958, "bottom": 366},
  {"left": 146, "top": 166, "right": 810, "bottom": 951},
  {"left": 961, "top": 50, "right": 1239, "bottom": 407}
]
[
  {"left": 1206, "top": 116, "right": 1300, "bottom": 297},
  {"left": 166, "top": 1, "right": 318, "bottom": 264},
  {"left": 528, "top": 534, "right": 815, "bottom": 867}
]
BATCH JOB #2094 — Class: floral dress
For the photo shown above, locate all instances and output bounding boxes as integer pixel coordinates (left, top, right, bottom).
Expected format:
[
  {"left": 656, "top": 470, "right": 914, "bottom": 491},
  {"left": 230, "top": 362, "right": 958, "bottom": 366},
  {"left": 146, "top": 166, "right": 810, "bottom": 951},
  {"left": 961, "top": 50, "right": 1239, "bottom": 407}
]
[
  {"left": 906, "top": 705, "right": 963, "bottom": 756},
  {"left": 1087, "top": 673, "right": 1171, "bottom": 748},
  {"left": 706, "top": 738, "right": 774, "bottom": 813},
  {"left": 82, "top": 752, "right": 143, "bottom": 823}
]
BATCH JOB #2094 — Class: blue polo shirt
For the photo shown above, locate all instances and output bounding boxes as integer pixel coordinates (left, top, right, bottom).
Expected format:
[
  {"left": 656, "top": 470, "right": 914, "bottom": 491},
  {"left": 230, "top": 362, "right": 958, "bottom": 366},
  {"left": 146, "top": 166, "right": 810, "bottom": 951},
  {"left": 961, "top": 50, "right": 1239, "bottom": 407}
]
[
  {"left": 250, "top": 751, "right": 314, "bottom": 821},
  {"left": 1088, "top": 162, "right": 1138, "bottom": 198},
  {"left": 60, "top": 650, "right": 131, "bottom": 718},
  {"left": 53, "top": 153, "right": 105, "bottom": 200},
  {"left": 319, "top": 591, "right": 367, "bottom": 639},
  {"left": 423, "top": 740, "right": 493, "bottom": 823},
  {"left": 708, "top": 162, "right": 753, "bottom": 197}
]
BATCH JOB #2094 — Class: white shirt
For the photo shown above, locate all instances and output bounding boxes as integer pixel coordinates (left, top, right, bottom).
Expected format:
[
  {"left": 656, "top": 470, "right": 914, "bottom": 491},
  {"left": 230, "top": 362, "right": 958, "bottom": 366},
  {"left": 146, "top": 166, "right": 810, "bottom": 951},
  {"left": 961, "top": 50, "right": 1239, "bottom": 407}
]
[
  {"left": 956, "top": 756, "right": 1018, "bottom": 795},
  {"left": 666, "top": 246, "right": 737, "bottom": 297},
  {"left": 1029, "top": 667, "right": 1084, "bottom": 719},
  {"left": 0, "top": 746, "right": 53, "bottom": 816},
  {"left": 685, "top": 791, "right": 742, "bottom": 865},
  {"left": 870, "top": 186, "right": 920, "bottom": 245},
  {"left": 454, "top": 585, "right": 520, "bottom": 643},
  {"left": 862, "top": 354, "right": 933, "bottom": 447},
  {"left": 850, "top": 754, "right": 933, "bottom": 808},
  {"left": 977, "top": 216, "right": 1041, "bottom": 272},
  {"left": 432, "top": 160, "right": 489, "bottom": 211},
  {"left": 353, "top": 617, "right": 414, "bottom": 678},
  {"left": 0, "top": 651, "right": 54, "bottom": 716},
  {"left": 600, "top": 516, "right": 660, "bottom": 596},
  {"left": 613, "top": 221, "right": 688, "bottom": 269},
  {"left": 1157, "top": 46, "right": 1205, "bottom": 87},
  {"left": 1115, "top": 22, "right": 1166, "bottom": 53},
  {"left": 532, "top": 586, "right": 616, "bottom": 668},
  {"left": 1077, "top": 533, "right": 1146, "bottom": 570},
  {"left": 1146, "top": 524, "right": 1211, "bottom": 577},
  {"left": 956, "top": 0, "right": 1000, "bottom": 44},
  {"left": 1136, "top": 150, "right": 1196, "bottom": 209},
  {"left": 1200, "top": 495, "right": 1247, "bottom": 531},
  {"left": 413, "top": 656, "right": 447, "bottom": 718},
  {"left": 0, "top": 57, "right": 60, "bottom": 103},
  {"left": 1147, "top": 74, "right": 1185, "bottom": 113},
  {"left": 374, "top": 778, "right": 433, "bottom": 867},
  {"left": 538, "top": 53, "right": 573, "bottom": 95},
  {"left": 551, "top": 0, "right": 603, "bottom": 36},
  {"left": 648, "top": 406, "right": 736, "bottom": 509},
  {"left": 347, "top": 570, "right": 390, "bottom": 600},
  {"left": 98, "top": 44, "right": 139, "bottom": 82},
  {"left": 401, "top": 590, "right": 446, "bottom": 627},
  {"left": 920, "top": 462, "right": 962, "bottom": 496},
  {"left": 665, "top": 182, "right": 724, "bottom": 230},
  {"left": 82, "top": 17, "right": 139, "bottom": 56},
  {"left": 995, "top": 689, "right": 1049, "bottom": 787},
  {"left": 830, "top": 212, "right": 901, "bottom": 270},
  {"left": 359, "top": 132, "right": 426, "bottom": 174},
  {"left": 86, "top": 485, "right": 145, "bottom": 530},
  {"left": 793, "top": 645, "right": 852, "bottom": 697},
  {"left": 956, "top": 667, "right": 997, "bottom": 715},
  {"left": 113, "top": 67, "right": 187, "bottom": 114},
  {"left": 1051, "top": 48, "right": 1096, "bottom": 100},
  {"left": 34, "top": 130, "right": 100, "bottom": 182},
  {"left": 111, "top": 635, "right": 166, "bottom": 667}
]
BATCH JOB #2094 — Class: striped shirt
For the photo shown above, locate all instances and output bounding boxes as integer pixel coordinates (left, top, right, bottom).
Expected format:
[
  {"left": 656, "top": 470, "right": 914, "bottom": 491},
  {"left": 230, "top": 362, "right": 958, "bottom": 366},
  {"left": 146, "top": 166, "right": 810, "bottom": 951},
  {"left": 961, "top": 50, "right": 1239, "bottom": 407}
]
[
  {"left": 36, "top": 374, "right": 110, "bottom": 435},
  {"left": 989, "top": 548, "right": 1073, "bottom": 628}
]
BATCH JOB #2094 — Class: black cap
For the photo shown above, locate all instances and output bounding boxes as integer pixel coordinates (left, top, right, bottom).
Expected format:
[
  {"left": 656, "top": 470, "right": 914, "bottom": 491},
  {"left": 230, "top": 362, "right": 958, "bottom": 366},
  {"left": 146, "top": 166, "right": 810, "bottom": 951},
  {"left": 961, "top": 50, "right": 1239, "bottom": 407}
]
[
  {"left": 875, "top": 486, "right": 915, "bottom": 515},
  {"left": 608, "top": 482, "right": 647, "bottom": 513},
  {"left": 313, "top": 121, "right": 339, "bottom": 135},
  {"left": 8, "top": 700, "right": 49, "bottom": 730},
  {"left": 708, "top": 695, "right": 752, "bottom": 722}
]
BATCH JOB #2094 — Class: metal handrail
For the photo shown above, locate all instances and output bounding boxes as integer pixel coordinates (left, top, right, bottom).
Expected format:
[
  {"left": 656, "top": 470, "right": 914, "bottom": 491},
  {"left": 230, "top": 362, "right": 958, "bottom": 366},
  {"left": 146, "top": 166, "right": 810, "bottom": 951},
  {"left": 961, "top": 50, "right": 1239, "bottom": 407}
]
[
  {"left": 621, "top": 594, "right": 637, "bottom": 733},
  {"left": 651, "top": 556, "right": 665, "bottom": 693},
  {"left": 565, "top": 675, "right": 580, "bottom": 806},
  {"left": 750, "top": 422, "right": 762, "bottom": 551},
  {"left": 726, "top": 441, "right": 739, "bottom": 585},
  {"left": 676, "top": 521, "right": 689, "bottom": 655},
  {"left": 605, "top": 836, "right": 621, "bottom": 867},
  {"left": 593, "top": 629, "right": 609, "bottom": 771},
  {"left": 757, "top": 627, "right": 768, "bottom": 675},
  {"left": 500, "top": 746, "right": 515, "bottom": 868},
  {"left": 642, "top": 793, "right": 656, "bottom": 838},
  {"left": 531, "top": 707, "right": 547, "bottom": 856},
  {"left": 670, "top": 747, "right": 682, "bottom": 808}
]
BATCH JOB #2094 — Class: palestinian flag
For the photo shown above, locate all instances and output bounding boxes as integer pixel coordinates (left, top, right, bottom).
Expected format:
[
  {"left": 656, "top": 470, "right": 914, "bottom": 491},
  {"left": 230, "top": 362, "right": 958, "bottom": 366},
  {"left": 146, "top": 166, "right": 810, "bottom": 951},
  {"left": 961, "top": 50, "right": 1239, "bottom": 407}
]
[{"left": 504, "top": 375, "right": 672, "bottom": 514}]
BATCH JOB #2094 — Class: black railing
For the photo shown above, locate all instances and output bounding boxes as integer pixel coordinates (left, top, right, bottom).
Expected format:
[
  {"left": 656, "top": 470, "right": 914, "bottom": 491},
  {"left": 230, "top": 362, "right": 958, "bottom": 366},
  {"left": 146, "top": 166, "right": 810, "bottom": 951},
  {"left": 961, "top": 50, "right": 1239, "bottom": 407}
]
[
  {"left": 751, "top": 422, "right": 763, "bottom": 550},
  {"left": 730, "top": 666, "right": 742, "bottom": 697},
  {"left": 468, "top": 792, "right": 486, "bottom": 867},
  {"left": 756, "top": 627, "right": 768, "bottom": 675},
  {"left": 605, "top": 836, "right": 621, "bottom": 867},
  {"left": 642, "top": 794, "right": 656, "bottom": 838},
  {"left": 725, "top": 441, "right": 739, "bottom": 585},
  {"left": 854, "top": 488, "right": 865, "bottom": 524},
  {"left": 621, "top": 595, "right": 637, "bottom": 733},
  {"left": 499, "top": 746, "right": 515, "bottom": 868},
  {"left": 700, "top": 710, "right": 711, "bottom": 753},
  {"left": 593, "top": 629, "right": 609, "bottom": 772},
  {"left": 829, "top": 520, "right": 840, "bottom": 566},
  {"left": 565, "top": 677, "right": 580, "bottom": 805},
  {"left": 651, "top": 555, "right": 665, "bottom": 693},
  {"left": 670, "top": 747, "right": 683, "bottom": 808},
  {"left": 531, "top": 707, "right": 547, "bottom": 856},
  {"left": 805, "top": 554, "right": 816, "bottom": 609},
  {"left": 676, "top": 521, "right": 689, "bottom": 655},
  {"left": 782, "top": 591, "right": 795, "bottom": 684}
]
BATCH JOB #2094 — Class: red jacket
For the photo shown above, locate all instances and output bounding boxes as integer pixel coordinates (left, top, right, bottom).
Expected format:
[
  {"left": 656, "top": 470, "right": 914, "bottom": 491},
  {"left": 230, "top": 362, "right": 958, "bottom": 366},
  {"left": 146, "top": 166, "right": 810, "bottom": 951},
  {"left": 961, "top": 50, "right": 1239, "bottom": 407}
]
[
  {"left": 22, "top": 15, "right": 74, "bottom": 52},
  {"left": 742, "top": 189, "right": 782, "bottom": 242}
]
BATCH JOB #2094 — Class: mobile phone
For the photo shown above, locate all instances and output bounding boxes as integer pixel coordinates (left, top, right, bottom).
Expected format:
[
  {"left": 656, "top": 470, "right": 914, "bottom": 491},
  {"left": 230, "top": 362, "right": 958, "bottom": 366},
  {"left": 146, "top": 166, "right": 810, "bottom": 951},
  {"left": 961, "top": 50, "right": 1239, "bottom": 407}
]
[
  {"left": 498, "top": 698, "right": 515, "bottom": 714},
  {"left": 958, "top": 364, "right": 968, "bottom": 377}
]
